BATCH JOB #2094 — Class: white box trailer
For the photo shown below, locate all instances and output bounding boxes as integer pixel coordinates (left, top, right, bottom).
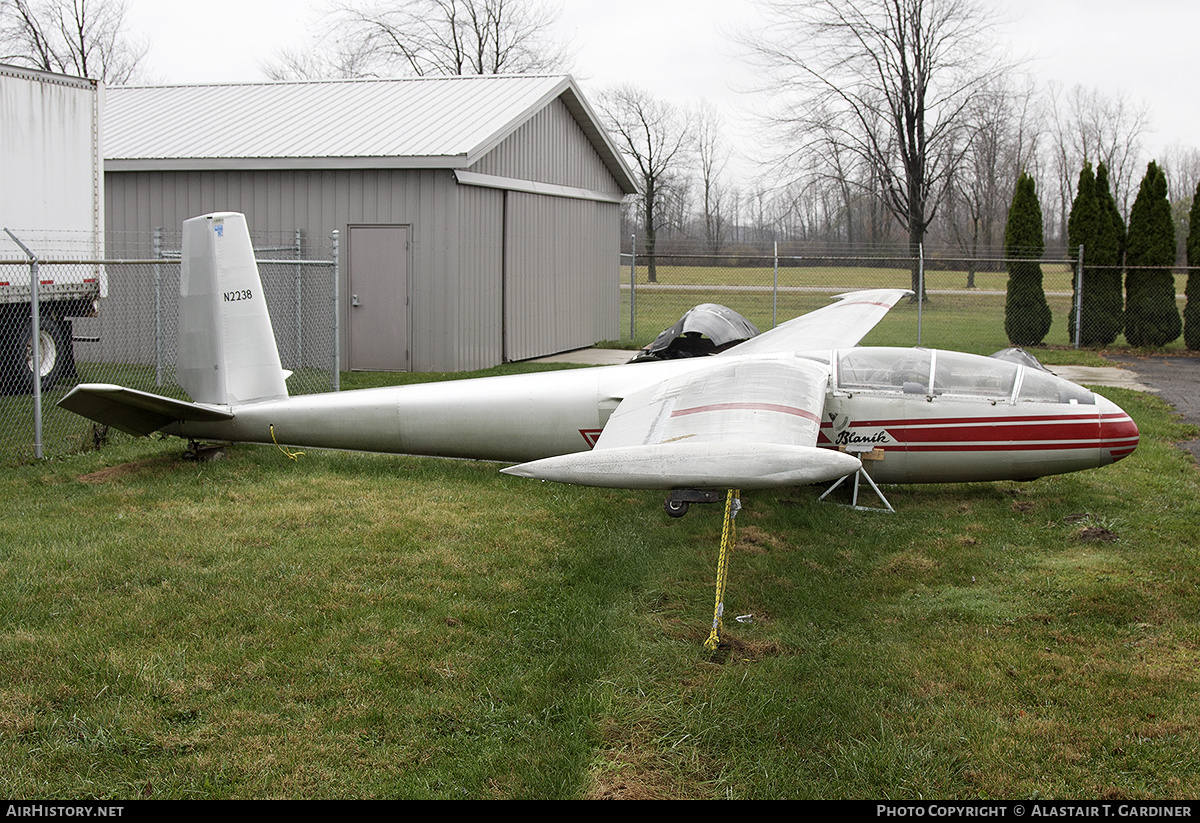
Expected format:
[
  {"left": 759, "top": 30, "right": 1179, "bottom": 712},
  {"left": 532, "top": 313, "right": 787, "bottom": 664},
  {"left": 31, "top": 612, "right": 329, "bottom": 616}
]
[{"left": 0, "top": 63, "right": 105, "bottom": 393}]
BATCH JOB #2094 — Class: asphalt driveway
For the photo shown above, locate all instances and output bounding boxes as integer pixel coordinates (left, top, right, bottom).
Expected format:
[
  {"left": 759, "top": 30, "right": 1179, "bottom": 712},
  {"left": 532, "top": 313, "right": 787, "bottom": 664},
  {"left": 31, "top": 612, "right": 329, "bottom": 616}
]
[{"left": 1107, "top": 352, "right": 1200, "bottom": 462}]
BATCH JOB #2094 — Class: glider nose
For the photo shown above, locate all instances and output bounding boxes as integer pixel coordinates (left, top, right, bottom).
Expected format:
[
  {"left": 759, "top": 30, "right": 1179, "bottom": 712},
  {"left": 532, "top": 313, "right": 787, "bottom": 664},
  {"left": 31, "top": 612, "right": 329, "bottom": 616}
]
[{"left": 1097, "top": 395, "right": 1138, "bottom": 463}]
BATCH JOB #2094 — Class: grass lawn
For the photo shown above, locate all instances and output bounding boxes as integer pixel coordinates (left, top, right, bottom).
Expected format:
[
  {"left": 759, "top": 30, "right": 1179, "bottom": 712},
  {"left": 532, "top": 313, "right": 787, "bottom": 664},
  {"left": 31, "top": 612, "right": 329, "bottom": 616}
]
[
  {"left": 2, "top": 263, "right": 1198, "bottom": 797},
  {"left": 1, "top": 362, "right": 1198, "bottom": 798}
]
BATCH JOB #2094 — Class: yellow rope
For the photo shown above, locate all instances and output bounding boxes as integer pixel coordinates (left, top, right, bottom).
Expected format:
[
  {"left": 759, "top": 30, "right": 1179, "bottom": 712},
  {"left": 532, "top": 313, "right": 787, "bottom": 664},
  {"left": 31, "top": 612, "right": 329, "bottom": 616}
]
[
  {"left": 704, "top": 489, "right": 740, "bottom": 651},
  {"left": 270, "top": 424, "right": 304, "bottom": 461}
]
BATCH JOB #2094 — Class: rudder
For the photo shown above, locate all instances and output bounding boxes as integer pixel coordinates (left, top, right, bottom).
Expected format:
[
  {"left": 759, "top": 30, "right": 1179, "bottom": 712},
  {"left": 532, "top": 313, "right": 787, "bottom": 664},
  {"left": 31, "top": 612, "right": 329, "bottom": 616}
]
[{"left": 176, "top": 213, "right": 289, "bottom": 405}]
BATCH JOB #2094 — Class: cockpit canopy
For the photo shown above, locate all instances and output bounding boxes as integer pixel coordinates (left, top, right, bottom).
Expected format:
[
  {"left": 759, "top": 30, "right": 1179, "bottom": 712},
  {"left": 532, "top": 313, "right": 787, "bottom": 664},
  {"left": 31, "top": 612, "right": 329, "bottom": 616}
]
[
  {"left": 629, "top": 304, "right": 761, "bottom": 362},
  {"left": 833, "top": 348, "right": 1095, "bottom": 405}
]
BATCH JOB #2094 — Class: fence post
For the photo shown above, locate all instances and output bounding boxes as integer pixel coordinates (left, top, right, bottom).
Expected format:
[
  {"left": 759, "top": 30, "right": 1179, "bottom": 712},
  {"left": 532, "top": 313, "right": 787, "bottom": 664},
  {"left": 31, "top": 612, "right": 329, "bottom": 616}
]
[
  {"left": 629, "top": 234, "right": 636, "bottom": 342},
  {"left": 294, "top": 229, "right": 304, "bottom": 369},
  {"left": 1073, "top": 245, "right": 1084, "bottom": 349},
  {"left": 917, "top": 243, "right": 924, "bottom": 346},
  {"left": 153, "top": 227, "right": 164, "bottom": 386},
  {"left": 330, "top": 230, "right": 340, "bottom": 392},
  {"left": 773, "top": 241, "right": 779, "bottom": 328},
  {"left": 3, "top": 228, "right": 42, "bottom": 458}
]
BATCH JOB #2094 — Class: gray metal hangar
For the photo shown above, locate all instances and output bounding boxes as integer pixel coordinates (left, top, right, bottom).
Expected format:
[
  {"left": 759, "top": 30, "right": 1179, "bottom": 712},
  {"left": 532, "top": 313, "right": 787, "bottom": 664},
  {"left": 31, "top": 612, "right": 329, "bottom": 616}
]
[{"left": 102, "top": 74, "right": 638, "bottom": 373}]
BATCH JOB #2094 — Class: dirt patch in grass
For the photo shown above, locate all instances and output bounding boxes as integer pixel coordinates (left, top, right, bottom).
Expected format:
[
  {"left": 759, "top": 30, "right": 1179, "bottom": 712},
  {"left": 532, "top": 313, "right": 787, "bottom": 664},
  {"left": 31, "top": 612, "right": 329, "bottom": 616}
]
[
  {"left": 587, "top": 712, "right": 719, "bottom": 800},
  {"left": 1063, "top": 512, "right": 1120, "bottom": 542},
  {"left": 587, "top": 765, "right": 673, "bottom": 800},
  {"left": 1072, "top": 525, "right": 1119, "bottom": 542},
  {"left": 879, "top": 550, "right": 939, "bottom": 576},
  {"left": 713, "top": 633, "right": 785, "bottom": 663},
  {"left": 735, "top": 525, "right": 789, "bottom": 554},
  {"left": 77, "top": 455, "right": 183, "bottom": 484}
]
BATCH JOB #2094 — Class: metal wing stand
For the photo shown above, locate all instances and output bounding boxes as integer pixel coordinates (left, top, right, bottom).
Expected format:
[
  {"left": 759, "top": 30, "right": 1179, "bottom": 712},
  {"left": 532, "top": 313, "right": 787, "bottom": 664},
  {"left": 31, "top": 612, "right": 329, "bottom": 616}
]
[{"left": 818, "top": 444, "right": 895, "bottom": 513}]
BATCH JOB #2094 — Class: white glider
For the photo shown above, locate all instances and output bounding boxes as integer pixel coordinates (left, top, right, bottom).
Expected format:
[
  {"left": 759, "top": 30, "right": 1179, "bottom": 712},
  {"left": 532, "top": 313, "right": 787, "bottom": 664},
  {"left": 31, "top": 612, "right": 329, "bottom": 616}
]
[{"left": 59, "top": 213, "right": 1138, "bottom": 514}]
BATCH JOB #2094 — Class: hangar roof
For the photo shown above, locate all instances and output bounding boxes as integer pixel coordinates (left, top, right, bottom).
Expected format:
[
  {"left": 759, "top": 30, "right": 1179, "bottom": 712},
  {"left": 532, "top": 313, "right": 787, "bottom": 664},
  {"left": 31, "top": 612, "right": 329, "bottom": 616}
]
[{"left": 104, "top": 73, "right": 637, "bottom": 193}]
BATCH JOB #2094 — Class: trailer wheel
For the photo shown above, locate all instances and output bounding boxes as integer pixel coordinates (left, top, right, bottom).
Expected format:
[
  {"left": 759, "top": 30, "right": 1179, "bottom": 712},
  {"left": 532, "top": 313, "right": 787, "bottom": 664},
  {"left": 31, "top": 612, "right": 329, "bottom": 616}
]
[{"left": 15, "top": 314, "right": 69, "bottom": 393}]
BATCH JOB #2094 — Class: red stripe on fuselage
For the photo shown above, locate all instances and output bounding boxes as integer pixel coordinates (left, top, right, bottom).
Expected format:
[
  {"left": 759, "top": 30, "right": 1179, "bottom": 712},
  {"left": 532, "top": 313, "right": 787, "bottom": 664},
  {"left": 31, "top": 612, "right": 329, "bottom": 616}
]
[
  {"left": 1099, "top": 412, "right": 1140, "bottom": 461},
  {"left": 818, "top": 411, "right": 1138, "bottom": 455},
  {"left": 893, "top": 421, "right": 1099, "bottom": 444}
]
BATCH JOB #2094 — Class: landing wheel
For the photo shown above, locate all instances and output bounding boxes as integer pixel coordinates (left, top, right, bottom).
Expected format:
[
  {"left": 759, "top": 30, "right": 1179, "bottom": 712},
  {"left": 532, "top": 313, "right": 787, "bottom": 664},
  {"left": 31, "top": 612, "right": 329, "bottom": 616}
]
[
  {"left": 664, "top": 489, "right": 723, "bottom": 518},
  {"left": 665, "top": 498, "right": 690, "bottom": 518}
]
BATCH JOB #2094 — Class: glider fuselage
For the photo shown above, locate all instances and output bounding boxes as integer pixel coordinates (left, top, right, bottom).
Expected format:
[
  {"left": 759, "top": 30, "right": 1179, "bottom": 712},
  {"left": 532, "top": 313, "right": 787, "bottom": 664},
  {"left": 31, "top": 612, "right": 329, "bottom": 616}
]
[
  {"left": 58, "top": 212, "right": 1138, "bottom": 497},
  {"left": 169, "top": 347, "right": 1137, "bottom": 486}
]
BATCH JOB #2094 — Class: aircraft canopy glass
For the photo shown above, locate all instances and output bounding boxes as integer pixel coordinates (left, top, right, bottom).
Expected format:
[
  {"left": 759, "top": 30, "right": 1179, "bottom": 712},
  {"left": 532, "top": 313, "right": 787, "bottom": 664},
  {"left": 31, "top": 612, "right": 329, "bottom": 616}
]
[
  {"left": 1016, "top": 367, "right": 1096, "bottom": 405},
  {"left": 834, "top": 348, "right": 1095, "bottom": 404},
  {"left": 933, "top": 350, "right": 1018, "bottom": 399},
  {"left": 838, "top": 348, "right": 931, "bottom": 394}
]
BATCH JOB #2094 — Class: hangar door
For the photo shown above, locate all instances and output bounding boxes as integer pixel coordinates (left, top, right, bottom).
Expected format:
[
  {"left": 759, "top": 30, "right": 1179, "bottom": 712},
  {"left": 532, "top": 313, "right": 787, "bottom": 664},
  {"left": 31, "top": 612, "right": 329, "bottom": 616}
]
[
  {"left": 503, "top": 193, "right": 608, "bottom": 361},
  {"left": 348, "top": 225, "right": 410, "bottom": 371}
]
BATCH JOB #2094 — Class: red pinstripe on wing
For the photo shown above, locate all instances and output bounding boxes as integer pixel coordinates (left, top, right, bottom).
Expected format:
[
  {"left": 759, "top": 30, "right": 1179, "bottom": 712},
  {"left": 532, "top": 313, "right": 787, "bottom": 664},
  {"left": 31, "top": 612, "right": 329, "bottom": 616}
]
[{"left": 671, "top": 401, "right": 823, "bottom": 425}]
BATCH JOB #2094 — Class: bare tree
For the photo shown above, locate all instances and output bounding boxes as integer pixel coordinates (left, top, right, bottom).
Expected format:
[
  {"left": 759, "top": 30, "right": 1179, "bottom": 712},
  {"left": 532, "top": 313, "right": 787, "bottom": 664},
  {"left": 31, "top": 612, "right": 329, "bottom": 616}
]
[
  {"left": 1161, "top": 142, "right": 1200, "bottom": 263},
  {"left": 944, "top": 110, "right": 1000, "bottom": 284},
  {"left": 0, "top": 0, "right": 147, "bottom": 83},
  {"left": 943, "top": 77, "right": 1042, "bottom": 280},
  {"left": 797, "top": 109, "right": 882, "bottom": 248},
  {"left": 1047, "top": 83, "right": 1151, "bottom": 228},
  {"left": 694, "top": 101, "right": 730, "bottom": 254},
  {"left": 261, "top": 0, "right": 571, "bottom": 80},
  {"left": 598, "top": 85, "right": 691, "bottom": 282},
  {"left": 743, "top": 0, "right": 1010, "bottom": 294},
  {"left": 260, "top": 43, "right": 376, "bottom": 81},
  {"left": 1162, "top": 143, "right": 1200, "bottom": 209}
]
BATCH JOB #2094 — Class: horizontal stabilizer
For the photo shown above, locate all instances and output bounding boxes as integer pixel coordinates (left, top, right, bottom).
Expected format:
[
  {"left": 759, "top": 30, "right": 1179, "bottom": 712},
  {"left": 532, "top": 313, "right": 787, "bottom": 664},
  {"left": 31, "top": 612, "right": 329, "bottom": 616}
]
[
  {"left": 501, "top": 442, "right": 862, "bottom": 490},
  {"left": 57, "top": 383, "right": 234, "bottom": 437}
]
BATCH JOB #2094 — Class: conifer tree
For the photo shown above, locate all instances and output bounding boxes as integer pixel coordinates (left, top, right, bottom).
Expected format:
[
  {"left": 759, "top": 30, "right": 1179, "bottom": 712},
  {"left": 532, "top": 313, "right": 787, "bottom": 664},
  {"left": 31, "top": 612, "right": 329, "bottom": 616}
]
[
  {"left": 1068, "top": 163, "right": 1125, "bottom": 345},
  {"left": 1004, "top": 173, "right": 1052, "bottom": 346},
  {"left": 1067, "top": 164, "right": 1099, "bottom": 343},
  {"left": 1125, "top": 162, "right": 1181, "bottom": 347},
  {"left": 1092, "top": 163, "right": 1127, "bottom": 344},
  {"left": 1185, "top": 179, "right": 1200, "bottom": 349}
]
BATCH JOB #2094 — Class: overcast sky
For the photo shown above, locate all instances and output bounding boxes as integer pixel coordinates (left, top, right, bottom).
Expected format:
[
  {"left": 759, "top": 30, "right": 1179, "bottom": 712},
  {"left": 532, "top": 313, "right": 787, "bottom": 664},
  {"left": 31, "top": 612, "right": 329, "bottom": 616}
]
[{"left": 122, "top": 0, "right": 1200, "bottom": 161}]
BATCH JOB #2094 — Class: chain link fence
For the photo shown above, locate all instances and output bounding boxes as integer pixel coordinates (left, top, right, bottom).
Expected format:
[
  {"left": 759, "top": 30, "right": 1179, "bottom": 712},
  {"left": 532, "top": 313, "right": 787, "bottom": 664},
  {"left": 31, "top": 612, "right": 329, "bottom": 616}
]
[
  {"left": 2, "top": 235, "right": 1191, "bottom": 465},
  {"left": 617, "top": 248, "right": 1191, "bottom": 356},
  {"left": 0, "top": 232, "right": 338, "bottom": 465}
]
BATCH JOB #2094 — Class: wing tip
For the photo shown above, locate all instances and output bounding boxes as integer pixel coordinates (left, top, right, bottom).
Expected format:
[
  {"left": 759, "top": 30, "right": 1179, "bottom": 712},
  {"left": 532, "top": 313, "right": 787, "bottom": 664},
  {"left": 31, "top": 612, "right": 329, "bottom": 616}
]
[{"left": 830, "top": 288, "right": 915, "bottom": 304}]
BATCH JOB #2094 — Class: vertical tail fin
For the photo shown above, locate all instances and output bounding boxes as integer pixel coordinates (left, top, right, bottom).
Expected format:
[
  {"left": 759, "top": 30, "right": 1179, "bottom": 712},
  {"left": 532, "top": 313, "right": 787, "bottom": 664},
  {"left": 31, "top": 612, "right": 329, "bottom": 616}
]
[{"left": 176, "top": 212, "right": 289, "bottom": 405}]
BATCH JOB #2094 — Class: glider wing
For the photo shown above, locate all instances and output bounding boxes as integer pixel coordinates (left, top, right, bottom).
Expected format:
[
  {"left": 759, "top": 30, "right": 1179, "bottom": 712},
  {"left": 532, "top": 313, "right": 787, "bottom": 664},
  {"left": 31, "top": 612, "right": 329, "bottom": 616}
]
[
  {"left": 722, "top": 288, "right": 912, "bottom": 356},
  {"left": 502, "top": 356, "right": 860, "bottom": 489}
]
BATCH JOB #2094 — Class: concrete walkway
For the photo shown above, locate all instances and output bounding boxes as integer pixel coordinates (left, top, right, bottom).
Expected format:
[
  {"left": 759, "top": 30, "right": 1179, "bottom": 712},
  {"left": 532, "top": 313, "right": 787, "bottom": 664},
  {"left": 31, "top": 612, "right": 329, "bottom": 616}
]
[
  {"left": 1051, "top": 365, "right": 1157, "bottom": 392},
  {"left": 531, "top": 348, "right": 636, "bottom": 366}
]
